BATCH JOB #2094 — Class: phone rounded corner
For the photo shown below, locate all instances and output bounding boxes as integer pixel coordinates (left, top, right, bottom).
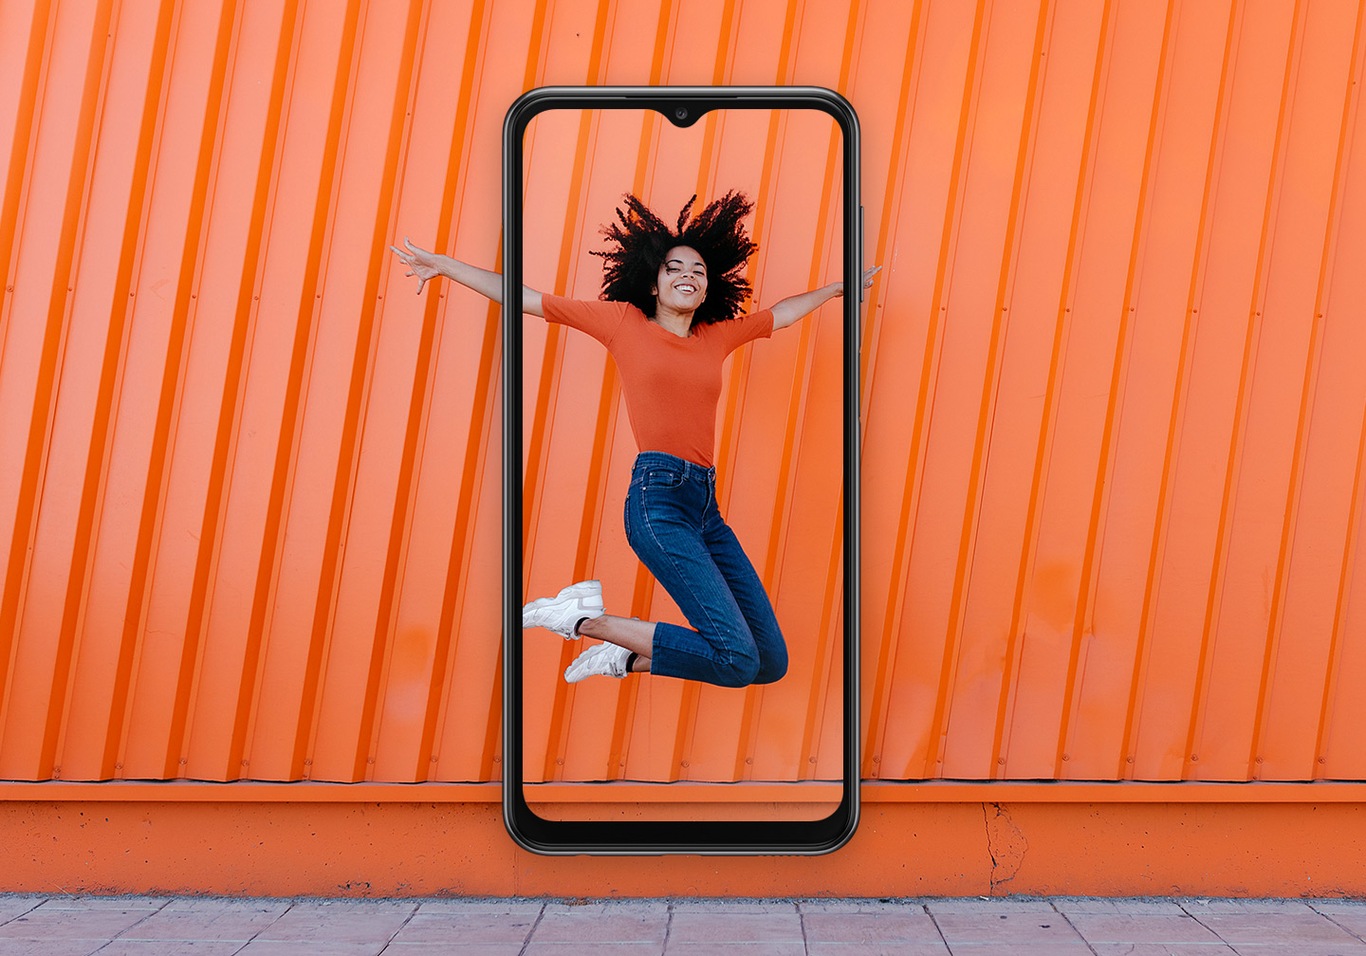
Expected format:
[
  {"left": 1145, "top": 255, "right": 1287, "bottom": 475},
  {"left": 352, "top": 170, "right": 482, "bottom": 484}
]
[
  {"left": 503, "top": 86, "right": 561, "bottom": 143},
  {"left": 824, "top": 800, "right": 862, "bottom": 854},
  {"left": 789, "top": 791, "right": 860, "bottom": 856},
  {"left": 800, "top": 86, "right": 860, "bottom": 139},
  {"left": 501, "top": 787, "right": 556, "bottom": 857}
]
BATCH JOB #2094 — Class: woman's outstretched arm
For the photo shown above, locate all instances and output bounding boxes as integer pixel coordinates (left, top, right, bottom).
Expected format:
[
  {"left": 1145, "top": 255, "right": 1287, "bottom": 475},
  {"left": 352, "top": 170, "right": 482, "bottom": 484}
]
[
  {"left": 769, "top": 265, "right": 881, "bottom": 330},
  {"left": 390, "top": 238, "right": 545, "bottom": 317}
]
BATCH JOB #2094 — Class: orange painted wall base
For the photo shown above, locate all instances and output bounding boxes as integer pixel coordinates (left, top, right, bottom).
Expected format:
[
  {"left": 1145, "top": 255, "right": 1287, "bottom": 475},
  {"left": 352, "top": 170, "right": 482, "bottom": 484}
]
[{"left": 3, "top": 800, "right": 1364, "bottom": 898}]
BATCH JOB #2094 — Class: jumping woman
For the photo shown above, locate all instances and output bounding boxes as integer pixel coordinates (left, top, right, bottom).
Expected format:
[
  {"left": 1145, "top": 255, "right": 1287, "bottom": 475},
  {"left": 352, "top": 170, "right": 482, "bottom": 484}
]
[{"left": 391, "top": 192, "right": 876, "bottom": 688}]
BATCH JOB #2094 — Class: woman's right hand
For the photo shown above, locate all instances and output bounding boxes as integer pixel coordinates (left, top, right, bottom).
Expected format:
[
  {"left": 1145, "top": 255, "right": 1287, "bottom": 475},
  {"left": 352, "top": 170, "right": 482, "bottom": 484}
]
[{"left": 389, "top": 237, "right": 445, "bottom": 294}]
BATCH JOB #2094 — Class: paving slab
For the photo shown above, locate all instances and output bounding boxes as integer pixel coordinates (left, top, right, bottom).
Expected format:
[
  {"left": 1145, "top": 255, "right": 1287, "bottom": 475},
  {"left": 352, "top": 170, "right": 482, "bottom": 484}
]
[
  {"left": 239, "top": 943, "right": 391, "bottom": 956},
  {"left": 801, "top": 909, "right": 941, "bottom": 944},
  {"left": 926, "top": 898, "right": 1058, "bottom": 915},
  {"left": 1088, "top": 946, "right": 1239, "bottom": 956},
  {"left": 252, "top": 900, "right": 414, "bottom": 944},
  {"left": 407, "top": 899, "right": 544, "bottom": 914},
  {"left": 1182, "top": 898, "right": 1320, "bottom": 914},
  {"left": 941, "top": 944, "right": 1095, "bottom": 956},
  {"left": 532, "top": 903, "right": 668, "bottom": 944},
  {"left": 34, "top": 898, "right": 167, "bottom": 911},
  {"left": 666, "top": 911, "right": 804, "bottom": 944},
  {"left": 668, "top": 900, "right": 800, "bottom": 914},
  {"left": 664, "top": 944, "right": 805, "bottom": 956},
  {"left": 524, "top": 945, "right": 668, "bottom": 956},
  {"left": 95, "top": 942, "right": 245, "bottom": 955},
  {"left": 0, "top": 905, "right": 156, "bottom": 941},
  {"left": 1063, "top": 912, "right": 1225, "bottom": 943},
  {"left": 1230, "top": 945, "right": 1366, "bottom": 956},
  {"left": 928, "top": 910, "right": 1085, "bottom": 946},
  {"left": 388, "top": 909, "right": 540, "bottom": 945},
  {"left": 797, "top": 899, "right": 930, "bottom": 914},
  {"left": 0, "top": 901, "right": 44, "bottom": 926},
  {"left": 1311, "top": 901, "right": 1366, "bottom": 940},
  {"left": 1053, "top": 897, "right": 1189, "bottom": 915},
  {"left": 805, "top": 945, "right": 949, "bottom": 956},
  {"left": 381, "top": 946, "right": 524, "bottom": 956},
  {"left": 1191, "top": 910, "right": 1363, "bottom": 946},
  {"left": 118, "top": 902, "right": 287, "bottom": 942},
  {"left": 0, "top": 941, "right": 102, "bottom": 956}
]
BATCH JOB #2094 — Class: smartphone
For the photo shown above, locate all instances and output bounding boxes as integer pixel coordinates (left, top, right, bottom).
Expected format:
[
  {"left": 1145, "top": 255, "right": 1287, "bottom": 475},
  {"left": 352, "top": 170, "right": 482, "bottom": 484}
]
[{"left": 503, "top": 86, "right": 860, "bottom": 854}]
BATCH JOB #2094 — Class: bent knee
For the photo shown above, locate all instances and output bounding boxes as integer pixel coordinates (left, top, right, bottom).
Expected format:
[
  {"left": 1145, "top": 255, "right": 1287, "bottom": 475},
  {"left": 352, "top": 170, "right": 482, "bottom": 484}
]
[
  {"left": 713, "top": 652, "right": 760, "bottom": 688},
  {"left": 753, "top": 627, "right": 788, "bottom": 684},
  {"left": 754, "top": 652, "right": 788, "bottom": 685}
]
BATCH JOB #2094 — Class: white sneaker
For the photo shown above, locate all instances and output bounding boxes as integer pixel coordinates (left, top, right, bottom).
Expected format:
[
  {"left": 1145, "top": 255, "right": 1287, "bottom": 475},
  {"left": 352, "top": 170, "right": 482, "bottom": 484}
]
[
  {"left": 522, "top": 579, "right": 604, "bottom": 639},
  {"left": 564, "top": 642, "right": 632, "bottom": 682}
]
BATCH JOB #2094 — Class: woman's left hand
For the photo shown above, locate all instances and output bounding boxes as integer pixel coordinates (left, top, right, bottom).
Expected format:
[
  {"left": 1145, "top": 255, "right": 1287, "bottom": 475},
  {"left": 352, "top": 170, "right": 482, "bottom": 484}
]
[{"left": 831, "top": 265, "right": 881, "bottom": 298}]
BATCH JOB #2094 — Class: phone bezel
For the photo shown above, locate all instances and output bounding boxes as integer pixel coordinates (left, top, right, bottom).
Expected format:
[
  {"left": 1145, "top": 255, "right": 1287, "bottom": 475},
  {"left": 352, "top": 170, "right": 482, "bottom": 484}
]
[{"left": 502, "top": 85, "right": 860, "bottom": 855}]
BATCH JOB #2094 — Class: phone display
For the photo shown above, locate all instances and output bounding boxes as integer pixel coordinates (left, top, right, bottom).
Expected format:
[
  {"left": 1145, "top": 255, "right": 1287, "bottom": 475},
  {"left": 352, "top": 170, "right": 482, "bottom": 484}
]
[{"left": 503, "top": 87, "right": 861, "bottom": 854}]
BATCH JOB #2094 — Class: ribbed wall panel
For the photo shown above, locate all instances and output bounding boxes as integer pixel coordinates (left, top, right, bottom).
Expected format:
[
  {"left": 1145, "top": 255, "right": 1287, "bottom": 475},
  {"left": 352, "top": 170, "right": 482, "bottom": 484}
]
[{"left": 0, "top": 0, "right": 1362, "bottom": 786}]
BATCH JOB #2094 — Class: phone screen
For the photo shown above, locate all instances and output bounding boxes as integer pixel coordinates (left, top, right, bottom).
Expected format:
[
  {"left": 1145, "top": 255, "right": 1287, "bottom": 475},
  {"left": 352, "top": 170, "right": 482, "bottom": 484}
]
[{"left": 505, "top": 89, "right": 858, "bottom": 852}]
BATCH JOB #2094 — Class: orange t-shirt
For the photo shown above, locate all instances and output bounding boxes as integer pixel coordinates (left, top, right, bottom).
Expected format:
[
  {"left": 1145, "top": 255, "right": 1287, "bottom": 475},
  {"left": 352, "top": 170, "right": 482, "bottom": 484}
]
[{"left": 542, "top": 294, "right": 775, "bottom": 467}]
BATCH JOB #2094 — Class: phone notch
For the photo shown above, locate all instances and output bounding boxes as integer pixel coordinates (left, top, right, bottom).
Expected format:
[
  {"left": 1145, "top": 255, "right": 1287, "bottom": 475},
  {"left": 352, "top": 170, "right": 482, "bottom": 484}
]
[{"left": 659, "top": 101, "right": 706, "bottom": 127}]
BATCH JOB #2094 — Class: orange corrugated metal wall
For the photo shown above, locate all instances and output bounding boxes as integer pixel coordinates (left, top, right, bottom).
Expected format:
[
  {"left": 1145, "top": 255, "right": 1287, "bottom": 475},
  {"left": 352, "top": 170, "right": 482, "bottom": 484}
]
[{"left": 1, "top": 0, "right": 1364, "bottom": 789}]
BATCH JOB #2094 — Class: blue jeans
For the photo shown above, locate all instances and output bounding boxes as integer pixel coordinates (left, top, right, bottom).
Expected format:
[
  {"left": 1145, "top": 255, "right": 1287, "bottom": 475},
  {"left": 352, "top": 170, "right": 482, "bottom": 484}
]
[{"left": 623, "top": 451, "right": 787, "bottom": 688}]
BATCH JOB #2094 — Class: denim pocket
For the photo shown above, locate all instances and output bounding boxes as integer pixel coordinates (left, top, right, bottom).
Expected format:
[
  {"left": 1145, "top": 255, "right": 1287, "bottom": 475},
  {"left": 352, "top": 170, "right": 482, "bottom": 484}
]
[{"left": 646, "top": 469, "right": 686, "bottom": 489}]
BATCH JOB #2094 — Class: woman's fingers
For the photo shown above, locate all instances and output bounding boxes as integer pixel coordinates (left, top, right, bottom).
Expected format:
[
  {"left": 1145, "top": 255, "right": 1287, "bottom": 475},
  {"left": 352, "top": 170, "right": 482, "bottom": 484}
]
[{"left": 391, "top": 240, "right": 429, "bottom": 293}]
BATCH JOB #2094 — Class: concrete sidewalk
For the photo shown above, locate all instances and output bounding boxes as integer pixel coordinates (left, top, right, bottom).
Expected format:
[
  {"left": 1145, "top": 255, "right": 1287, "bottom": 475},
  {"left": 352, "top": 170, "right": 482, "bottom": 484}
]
[{"left": 2, "top": 895, "right": 1365, "bottom": 955}]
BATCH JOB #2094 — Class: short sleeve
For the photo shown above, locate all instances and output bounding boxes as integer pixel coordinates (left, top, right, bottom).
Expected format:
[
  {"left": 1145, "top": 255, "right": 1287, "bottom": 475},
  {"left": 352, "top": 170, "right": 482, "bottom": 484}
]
[
  {"left": 713, "top": 308, "right": 775, "bottom": 354},
  {"left": 541, "top": 294, "right": 629, "bottom": 347}
]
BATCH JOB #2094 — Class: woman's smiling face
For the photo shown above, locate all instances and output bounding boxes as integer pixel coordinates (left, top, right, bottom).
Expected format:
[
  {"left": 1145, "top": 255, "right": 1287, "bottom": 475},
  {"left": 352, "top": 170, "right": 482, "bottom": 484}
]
[{"left": 652, "top": 245, "right": 708, "bottom": 314}]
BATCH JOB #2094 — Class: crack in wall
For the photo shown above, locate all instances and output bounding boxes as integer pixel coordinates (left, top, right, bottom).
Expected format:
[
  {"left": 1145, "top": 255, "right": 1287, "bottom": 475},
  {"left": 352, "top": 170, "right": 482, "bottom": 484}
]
[{"left": 984, "top": 802, "right": 1028, "bottom": 893}]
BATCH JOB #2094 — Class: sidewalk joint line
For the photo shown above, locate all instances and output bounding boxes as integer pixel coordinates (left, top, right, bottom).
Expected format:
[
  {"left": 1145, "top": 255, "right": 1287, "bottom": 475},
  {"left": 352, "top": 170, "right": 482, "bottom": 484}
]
[
  {"left": 0, "top": 897, "right": 43, "bottom": 929},
  {"left": 925, "top": 899, "right": 952, "bottom": 953},
  {"left": 382, "top": 900, "right": 421, "bottom": 952},
  {"left": 1050, "top": 899, "right": 1099, "bottom": 956},
  {"left": 516, "top": 900, "right": 547, "bottom": 956},
  {"left": 1310, "top": 901, "right": 1366, "bottom": 945},
  {"left": 89, "top": 896, "right": 171, "bottom": 953}
]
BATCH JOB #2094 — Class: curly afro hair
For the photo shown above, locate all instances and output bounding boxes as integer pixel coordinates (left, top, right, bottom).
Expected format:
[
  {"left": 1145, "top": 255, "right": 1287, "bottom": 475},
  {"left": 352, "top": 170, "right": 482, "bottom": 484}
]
[{"left": 589, "top": 190, "right": 757, "bottom": 326}]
